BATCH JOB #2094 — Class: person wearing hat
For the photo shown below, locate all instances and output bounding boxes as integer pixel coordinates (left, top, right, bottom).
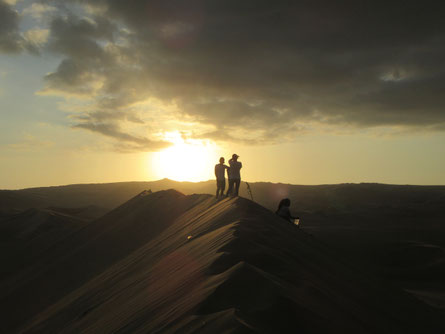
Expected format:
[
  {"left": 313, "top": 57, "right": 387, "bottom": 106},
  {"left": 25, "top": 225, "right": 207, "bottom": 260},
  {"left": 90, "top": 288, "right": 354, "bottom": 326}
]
[
  {"left": 226, "top": 153, "right": 242, "bottom": 197},
  {"left": 214, "top": 157, "right": 228, "bottom": 198}
]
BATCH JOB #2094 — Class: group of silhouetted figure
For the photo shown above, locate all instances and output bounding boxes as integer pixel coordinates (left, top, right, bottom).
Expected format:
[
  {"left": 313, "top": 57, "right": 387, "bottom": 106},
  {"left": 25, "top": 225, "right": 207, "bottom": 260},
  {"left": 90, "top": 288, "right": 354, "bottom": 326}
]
[
  {"left": 214, "top": 154, "right": 300, "bottom": 226},
  {"left": 215, "top": 153, "right": 242, "bottom": 198}
]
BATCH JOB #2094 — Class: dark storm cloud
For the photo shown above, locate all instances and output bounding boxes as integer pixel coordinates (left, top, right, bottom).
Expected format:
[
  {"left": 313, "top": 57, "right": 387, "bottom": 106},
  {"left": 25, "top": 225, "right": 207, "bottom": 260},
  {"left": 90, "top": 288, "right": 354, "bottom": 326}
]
[
  {"left": 0, "top": 0, "right": 23, "bottom": 52},
  {"left": 48, "top": 14, "right": 114, "bottom": 57},
  {"left": 39, "top": 13, "right": 156, "bottom": 148},
  {"left": 45, "top": 0, "right": 445, "bottom": 146},
  {"left": 0, "top": 1, "right": 54, "bottom": 54},
  {"left": 42, "top": 15, "right": 115, "bottom": 92}
]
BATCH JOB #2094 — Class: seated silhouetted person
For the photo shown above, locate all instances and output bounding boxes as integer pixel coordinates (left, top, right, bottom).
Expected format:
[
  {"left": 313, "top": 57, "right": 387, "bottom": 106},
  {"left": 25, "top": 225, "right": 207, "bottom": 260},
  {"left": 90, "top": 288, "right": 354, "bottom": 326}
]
[{"left": 276, "top": 198, "right": 299, "bottom": 226}]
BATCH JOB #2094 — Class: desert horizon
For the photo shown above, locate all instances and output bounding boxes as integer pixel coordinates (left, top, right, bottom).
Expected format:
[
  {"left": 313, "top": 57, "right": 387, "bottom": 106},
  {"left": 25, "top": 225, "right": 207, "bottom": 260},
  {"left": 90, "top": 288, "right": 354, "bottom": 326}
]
[{"left": 4, "top": 177, "right": 445, "bottom": 192}]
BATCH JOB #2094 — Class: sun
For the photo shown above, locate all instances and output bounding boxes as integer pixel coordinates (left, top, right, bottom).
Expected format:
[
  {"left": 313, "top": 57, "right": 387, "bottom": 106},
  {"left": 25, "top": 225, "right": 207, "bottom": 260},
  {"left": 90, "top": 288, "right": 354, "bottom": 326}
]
[{"left": 152, "top": 135, "right": 218, "bottom": 182}]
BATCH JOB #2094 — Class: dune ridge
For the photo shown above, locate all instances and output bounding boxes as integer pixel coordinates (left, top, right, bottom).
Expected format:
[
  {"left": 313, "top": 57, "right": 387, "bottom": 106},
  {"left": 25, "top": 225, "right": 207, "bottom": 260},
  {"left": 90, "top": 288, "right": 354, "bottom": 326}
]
[{"left": 1, "top": 190, "right": 444, "bottom": 333}]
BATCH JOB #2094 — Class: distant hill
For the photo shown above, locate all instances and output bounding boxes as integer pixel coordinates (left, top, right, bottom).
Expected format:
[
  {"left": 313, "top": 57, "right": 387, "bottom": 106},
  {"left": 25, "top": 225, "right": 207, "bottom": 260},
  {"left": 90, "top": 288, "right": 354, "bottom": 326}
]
[
  {"left": 0, "top": 179, "right": 214, "bottom": 211},
  {"left": 3, "top": 179, "right": 445, "bottom": 214},
  {"left": 2, "top": 190, "right": 444, "bottom": 333}
]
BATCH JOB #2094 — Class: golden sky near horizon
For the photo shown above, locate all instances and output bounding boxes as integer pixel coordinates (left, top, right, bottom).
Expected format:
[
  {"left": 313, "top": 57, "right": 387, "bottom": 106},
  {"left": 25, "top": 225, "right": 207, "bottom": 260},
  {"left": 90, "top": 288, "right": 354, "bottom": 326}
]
[{"left": 1, "top": 1, "right": 445, "bottom": 189}]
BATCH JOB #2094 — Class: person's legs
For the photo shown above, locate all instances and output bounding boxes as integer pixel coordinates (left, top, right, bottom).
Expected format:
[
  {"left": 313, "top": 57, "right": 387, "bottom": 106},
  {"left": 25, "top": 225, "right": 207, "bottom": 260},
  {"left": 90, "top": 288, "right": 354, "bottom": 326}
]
[
  {"left": 226, "top": 179, "right": 234, "bottom": 196},
  {"left": 216, "top": 180, "right": 221, "bottom": 197},
  {"left": 216, "top": 179, "right": 225, "bottom": 197},
  {"left": 234, "top": 179, "right": 241, "bottom": 196}
]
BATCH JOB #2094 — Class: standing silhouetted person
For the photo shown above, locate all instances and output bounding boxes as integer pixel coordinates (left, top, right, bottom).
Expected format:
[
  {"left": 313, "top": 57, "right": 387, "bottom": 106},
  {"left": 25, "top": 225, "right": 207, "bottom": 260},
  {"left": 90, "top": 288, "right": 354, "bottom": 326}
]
[
  {"left": 226, "top": 154, "right": 242, "bottom": 197},
  {"left": 215, "top": 157, "right": 228, "bottom": 198},
  {"left": 276, "top": 198, "right": 300, "bottom": 225}
]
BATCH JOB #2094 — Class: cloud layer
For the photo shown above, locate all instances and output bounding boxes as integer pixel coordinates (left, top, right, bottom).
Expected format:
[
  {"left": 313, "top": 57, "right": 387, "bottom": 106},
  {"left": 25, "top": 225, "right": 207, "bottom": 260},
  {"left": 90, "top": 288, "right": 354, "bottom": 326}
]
[
  {"left": 3, "top": 0, "right": 445, "bottom": 150},
  {"left": 0, "top": 0, "right": 22, "bottom": 52}
]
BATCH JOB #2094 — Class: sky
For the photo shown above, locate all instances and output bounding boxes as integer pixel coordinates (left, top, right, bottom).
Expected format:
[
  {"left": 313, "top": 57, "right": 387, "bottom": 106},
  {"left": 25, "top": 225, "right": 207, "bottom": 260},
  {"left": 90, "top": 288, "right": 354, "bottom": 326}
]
[{"left": 1, "top": 0, "right": 445, "bottom": 189}]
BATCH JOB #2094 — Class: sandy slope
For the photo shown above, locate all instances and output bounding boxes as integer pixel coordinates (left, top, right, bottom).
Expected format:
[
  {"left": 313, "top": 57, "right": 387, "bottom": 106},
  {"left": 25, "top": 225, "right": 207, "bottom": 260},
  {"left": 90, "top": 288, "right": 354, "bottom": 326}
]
[
  {"left": 0, "top": 208, "right": 90, "bottom": 282},
  {"left": 1, "top": 190, "right": 443, "bottom": 333}
]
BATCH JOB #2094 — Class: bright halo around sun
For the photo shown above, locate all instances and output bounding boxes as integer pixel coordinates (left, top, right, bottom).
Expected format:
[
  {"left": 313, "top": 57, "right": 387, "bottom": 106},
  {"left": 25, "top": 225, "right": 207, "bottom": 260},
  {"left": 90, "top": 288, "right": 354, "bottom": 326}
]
[{"left": 152, "top": 134, "right": 219, "bottom": 182}]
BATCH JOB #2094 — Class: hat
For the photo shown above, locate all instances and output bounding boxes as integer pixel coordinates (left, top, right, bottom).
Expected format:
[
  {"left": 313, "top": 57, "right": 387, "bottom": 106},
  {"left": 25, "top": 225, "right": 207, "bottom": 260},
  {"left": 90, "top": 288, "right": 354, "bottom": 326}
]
[{"left": 232, "top": 153, "right": 239, "bottom": 159}]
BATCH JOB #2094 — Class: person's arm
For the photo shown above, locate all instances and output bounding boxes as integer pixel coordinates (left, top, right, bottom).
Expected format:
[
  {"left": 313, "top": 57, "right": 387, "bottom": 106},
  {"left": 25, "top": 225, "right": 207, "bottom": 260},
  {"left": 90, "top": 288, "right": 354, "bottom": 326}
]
[
  {"left": 214, "top": 165, "right": 218, "bottom": 178},
  {"left": 239, "top": 162, "right": 242, "bottom": 169}
]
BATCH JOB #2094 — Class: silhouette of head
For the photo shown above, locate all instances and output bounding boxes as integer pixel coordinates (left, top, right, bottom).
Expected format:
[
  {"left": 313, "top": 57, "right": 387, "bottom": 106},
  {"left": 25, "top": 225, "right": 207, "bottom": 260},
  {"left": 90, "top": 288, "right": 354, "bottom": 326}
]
[
  {"left": 232, "top": 154, "right": 239, "bottom": 161},
  {"left": 278, "top": 198, "right": 291, "bottom": 209},
  {"left": 219, "top": 157, "right": 225, "bottom": 163}
]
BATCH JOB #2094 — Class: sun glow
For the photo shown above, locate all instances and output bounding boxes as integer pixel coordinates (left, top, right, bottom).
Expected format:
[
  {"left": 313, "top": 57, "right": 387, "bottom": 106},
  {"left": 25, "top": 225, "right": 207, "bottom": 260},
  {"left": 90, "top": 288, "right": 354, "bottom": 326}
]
[{"left": 152, "top": 134, "right": 218, "bottom": 182}]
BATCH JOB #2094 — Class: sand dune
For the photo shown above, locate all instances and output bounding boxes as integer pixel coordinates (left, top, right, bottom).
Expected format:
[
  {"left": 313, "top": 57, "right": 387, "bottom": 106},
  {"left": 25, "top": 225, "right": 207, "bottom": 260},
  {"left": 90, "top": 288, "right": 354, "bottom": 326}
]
[
  {"left": 0, "top": 208, "right": 90, "bottom": 282},
  {"left": 1, "top": 190, "right": 443, "bottom": 333},
  {"left": 46, "top": 206, "right": 109, "bottom": 222}
]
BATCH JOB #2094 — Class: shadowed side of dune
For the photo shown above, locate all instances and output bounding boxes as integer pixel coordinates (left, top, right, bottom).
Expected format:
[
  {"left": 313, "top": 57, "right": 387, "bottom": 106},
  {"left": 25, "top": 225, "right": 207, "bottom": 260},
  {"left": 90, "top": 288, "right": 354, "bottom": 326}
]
[
  {"left": 0, "top": 190, "right": 214, "bottom": 333},
  {"left": 196, "top": 261, "right": 331, "bottom": 333},
  {"left": 0, "top": 208, "right": 90, "bottom": 281},
  {"left": 11, "top": 193, "right": 445, "bottom": 334}
]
